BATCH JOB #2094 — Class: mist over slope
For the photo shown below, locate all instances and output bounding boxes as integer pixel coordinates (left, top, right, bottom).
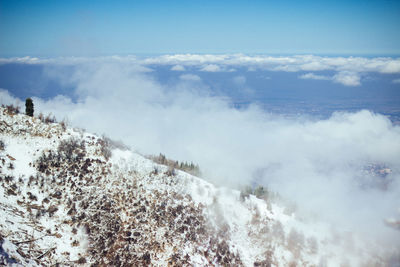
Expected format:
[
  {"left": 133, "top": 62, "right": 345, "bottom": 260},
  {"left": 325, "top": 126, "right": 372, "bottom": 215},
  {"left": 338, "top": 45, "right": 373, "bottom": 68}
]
[{"left": 1, "top": 107, "right": 399, "bottom": 266}]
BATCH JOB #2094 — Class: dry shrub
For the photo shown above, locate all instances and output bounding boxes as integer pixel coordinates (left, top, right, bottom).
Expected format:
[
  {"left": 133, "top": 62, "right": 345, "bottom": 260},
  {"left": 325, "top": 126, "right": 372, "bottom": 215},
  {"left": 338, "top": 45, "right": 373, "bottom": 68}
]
[
  {"left": 58, "top": 137, "right": 85, "bottom": 162},
  {"left": 44, "top": 113, "right": 56, "bottom": 124},
  {"left": 38, "top": 112, "right": 57, "bottom": 124},
  {"left": 254, "top": 259, "right": 272, "bottom": 267},
  {"left": 165, "top": 167, "right": 176, "bottom": 177},
  {"left": 151, "top": 167, "right": 159, "bottom": 175},
  {"left": 60, "top": 120, "right": 67, "bottom": 131},
  {"left": 8, "top": 162, "right": 14, "bottom": 170},
  {"left": 98, "top": 136, "right": 112, "bottom": 160},
  {"left": 3, "top": 104, "right": 20, "bottom": 115}
]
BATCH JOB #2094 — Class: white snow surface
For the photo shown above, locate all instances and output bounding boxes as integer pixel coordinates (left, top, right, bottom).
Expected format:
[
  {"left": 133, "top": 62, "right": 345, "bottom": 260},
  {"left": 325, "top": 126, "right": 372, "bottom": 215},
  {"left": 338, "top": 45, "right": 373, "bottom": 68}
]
[{"left": 0, "top": 108, "right": 398, "bottom": 266}]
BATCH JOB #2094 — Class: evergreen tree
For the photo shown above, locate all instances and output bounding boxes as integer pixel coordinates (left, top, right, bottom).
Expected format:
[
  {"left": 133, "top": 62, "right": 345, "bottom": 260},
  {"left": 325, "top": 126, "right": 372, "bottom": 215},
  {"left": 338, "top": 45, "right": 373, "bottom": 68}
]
[{"left": 25, "top": 98, "right": 34, "bottom": 117}]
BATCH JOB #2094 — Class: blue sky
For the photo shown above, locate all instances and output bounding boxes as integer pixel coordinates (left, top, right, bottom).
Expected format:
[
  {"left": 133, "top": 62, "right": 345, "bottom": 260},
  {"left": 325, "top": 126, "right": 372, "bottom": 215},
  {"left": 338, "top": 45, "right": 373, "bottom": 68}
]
[{"left": 1, "top": 0, "right": 400, "bottom": 56}]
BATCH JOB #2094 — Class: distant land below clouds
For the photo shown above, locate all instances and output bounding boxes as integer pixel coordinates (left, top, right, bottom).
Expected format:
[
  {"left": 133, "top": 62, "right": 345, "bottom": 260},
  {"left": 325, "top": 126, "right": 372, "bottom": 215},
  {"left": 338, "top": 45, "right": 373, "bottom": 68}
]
[{"left": 1, "top": 54, "right": 400, "bottom": 122}]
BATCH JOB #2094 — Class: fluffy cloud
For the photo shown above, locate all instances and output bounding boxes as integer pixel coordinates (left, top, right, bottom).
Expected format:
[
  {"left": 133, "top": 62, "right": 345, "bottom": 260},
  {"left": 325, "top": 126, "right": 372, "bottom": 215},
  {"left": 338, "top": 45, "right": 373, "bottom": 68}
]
[
  {"left": 0, "top": 56, "right": 44, "bottom": 65},
  {"left": 299, "top": 73, "right": 330, "bottom": 80},
  {"left": 333, "top": 71, "right": 361, "bottom": 86},
  {"left": 171, "top": 65, "right": 185, "bottom": 71},
  {"left": 143, "top": 54, "right": 229, "bottom": 65},
  {"left": 299, "top": 71, "right": 362, "bottom": 86},
  {"left": 199, "top": 64, "right": 222, "bottom": 72},
  {"left": 1, "top": 59, "right": 399, "bottom": 251}
]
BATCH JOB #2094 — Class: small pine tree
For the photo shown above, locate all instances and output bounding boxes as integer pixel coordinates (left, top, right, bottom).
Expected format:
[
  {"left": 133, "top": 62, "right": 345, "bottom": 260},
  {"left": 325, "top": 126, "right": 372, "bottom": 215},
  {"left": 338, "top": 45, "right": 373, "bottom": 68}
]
[{"left": 25, "top": 98, "right": 34, "bottom": 117}]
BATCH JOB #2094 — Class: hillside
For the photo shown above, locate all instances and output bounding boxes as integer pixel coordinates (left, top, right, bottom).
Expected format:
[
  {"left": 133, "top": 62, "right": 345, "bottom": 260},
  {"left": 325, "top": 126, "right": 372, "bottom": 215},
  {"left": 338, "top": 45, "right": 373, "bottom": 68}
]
[{"left": 0, "top": 107, "right": 397, "bottom": 266}]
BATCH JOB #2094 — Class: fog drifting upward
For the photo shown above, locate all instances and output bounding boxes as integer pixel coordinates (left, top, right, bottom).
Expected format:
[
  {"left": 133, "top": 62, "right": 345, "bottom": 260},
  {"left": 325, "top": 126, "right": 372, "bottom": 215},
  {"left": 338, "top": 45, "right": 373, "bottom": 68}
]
[{"left": 1, "top": 60, "right": 400, "bottom": 247}]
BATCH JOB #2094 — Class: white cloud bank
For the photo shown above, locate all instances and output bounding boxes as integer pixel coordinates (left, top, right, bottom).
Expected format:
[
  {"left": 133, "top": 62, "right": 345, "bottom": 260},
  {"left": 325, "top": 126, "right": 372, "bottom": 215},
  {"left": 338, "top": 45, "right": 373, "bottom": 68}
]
[
  {"left": 300, "top": 71, "right": 361, "bottom": 86},
  {"left": 199, "top": 64, "right": 222, "bottom": 72},
  {"left": 142, "top": 54, "right": 400, "bottom": 73},
  {"left": 299, "top": 73, "right": 331, "bottom": 80},
  {"left": 171, "top": 64, "right": 185, "bottom": 71},
  {"left": 1, "top": 59, "right": 400, "bottom": 251},
  {"left": 5, "top": 54, "right": 399, "bottom": 86},
  {"left": 150, "top": 54, "right": 400, "bottom": 86},
  {"left": 332, "top": 71, "right": 361, "bottom": 86}
]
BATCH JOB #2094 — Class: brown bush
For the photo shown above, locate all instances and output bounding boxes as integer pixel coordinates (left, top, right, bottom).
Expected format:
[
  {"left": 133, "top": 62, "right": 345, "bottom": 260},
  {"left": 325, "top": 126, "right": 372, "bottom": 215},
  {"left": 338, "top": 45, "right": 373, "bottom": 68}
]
[
  {"left": 44, "top": 114, "right": 56, "bottom": 124},
  {"left": 58, "top": 138, "right": 85, "bottom": 161},
  {"left": 3, "top": 104, "right": 20, "bottom": 115}
]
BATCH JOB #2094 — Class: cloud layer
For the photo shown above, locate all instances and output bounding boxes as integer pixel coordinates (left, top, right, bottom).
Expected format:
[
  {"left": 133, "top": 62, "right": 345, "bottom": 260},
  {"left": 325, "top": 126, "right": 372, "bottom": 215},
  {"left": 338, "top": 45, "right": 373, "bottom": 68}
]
[
  {"left": 299, "top": 73, "right": 331, "bottom": 81},
  {"left": 300, "top": 71, "right": 361, "bottom": 86},
  {"left": 1, "top": 57, "right": 400, "bottom": 248},
  {"left": 2, "top": 54, "right": 400, "bottom": 86}
]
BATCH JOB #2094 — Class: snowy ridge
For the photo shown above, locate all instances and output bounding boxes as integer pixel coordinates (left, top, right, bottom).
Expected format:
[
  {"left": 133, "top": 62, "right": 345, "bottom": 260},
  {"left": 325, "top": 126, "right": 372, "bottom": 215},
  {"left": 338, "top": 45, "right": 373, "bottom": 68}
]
[{"left": 0, "top": 107, "right": 397, "bottom": 266}]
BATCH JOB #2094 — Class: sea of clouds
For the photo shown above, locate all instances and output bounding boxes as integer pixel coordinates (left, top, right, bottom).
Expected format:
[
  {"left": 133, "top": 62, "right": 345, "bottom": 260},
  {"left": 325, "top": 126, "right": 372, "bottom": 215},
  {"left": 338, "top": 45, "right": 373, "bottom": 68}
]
[
  {"left": 2, "top": 54, "right": 400, "bottom": 86},
  {"left": 1, "top": 55, "right": 400, "bottom": 247}
]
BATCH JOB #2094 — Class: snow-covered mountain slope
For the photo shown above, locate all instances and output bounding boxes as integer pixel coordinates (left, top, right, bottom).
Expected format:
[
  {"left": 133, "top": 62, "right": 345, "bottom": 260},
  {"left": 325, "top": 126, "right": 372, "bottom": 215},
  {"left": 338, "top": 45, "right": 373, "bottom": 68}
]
[{"left": 0, "top": 107, "right": 398, "bottom": 266}]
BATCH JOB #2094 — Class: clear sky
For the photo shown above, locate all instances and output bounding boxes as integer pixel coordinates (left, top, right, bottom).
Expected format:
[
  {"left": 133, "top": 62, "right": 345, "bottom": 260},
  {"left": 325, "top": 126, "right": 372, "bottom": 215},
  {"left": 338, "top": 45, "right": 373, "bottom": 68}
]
[{"left": 1, "top": 0, "right": 399, "bottom": 56}]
